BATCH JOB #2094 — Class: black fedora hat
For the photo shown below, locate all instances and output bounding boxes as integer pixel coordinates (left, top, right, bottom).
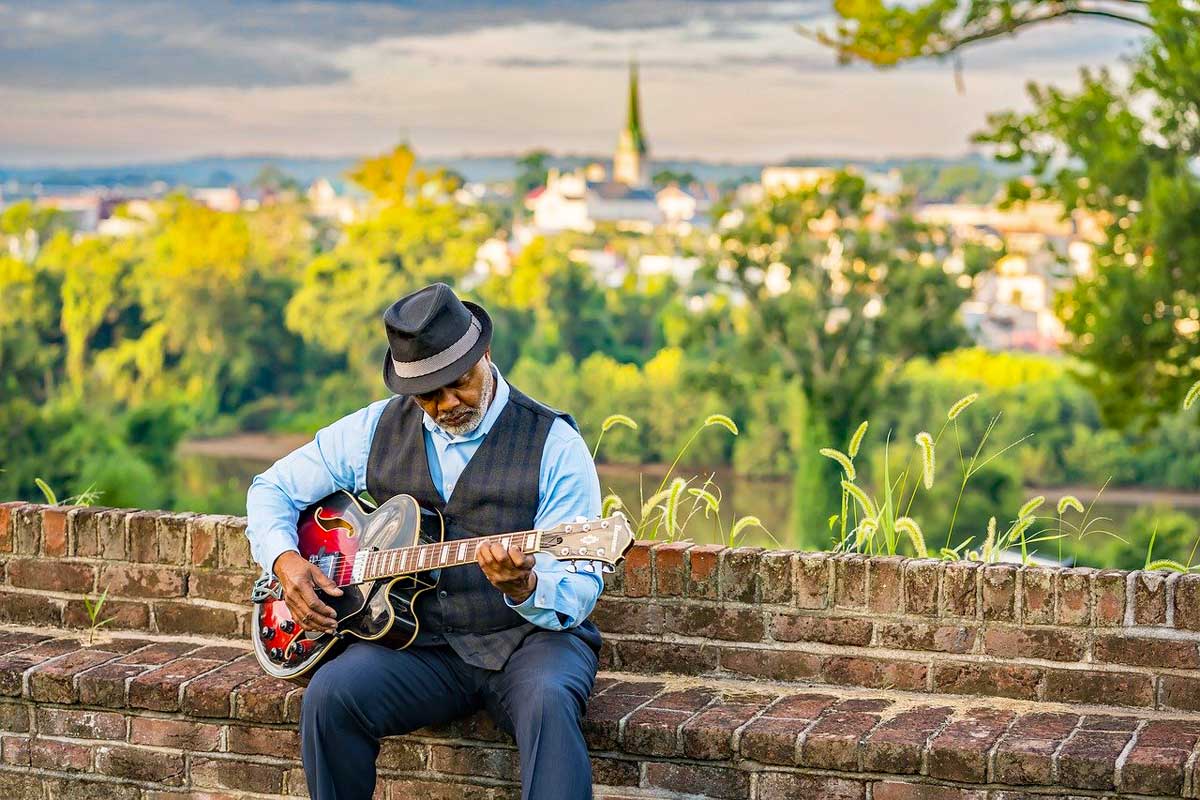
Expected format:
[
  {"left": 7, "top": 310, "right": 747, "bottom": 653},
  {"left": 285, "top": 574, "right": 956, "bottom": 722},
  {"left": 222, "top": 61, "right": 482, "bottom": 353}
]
[{"left": 380, "top": 283, "right": 493, "bottom": 396}]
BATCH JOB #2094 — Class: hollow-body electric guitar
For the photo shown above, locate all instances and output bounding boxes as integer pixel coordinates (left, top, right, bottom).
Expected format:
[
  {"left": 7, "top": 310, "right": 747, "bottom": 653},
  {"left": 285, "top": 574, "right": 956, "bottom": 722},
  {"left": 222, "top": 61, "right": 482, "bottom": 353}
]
[{"left": 250, "top": 489, "right": 633, "bottom": 680}]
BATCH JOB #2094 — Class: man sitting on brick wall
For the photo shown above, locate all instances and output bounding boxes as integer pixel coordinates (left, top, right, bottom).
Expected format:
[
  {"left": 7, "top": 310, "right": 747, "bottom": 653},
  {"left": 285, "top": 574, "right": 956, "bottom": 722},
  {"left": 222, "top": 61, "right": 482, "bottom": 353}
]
[{"left": 245, "top": 283, "right": 604, "bottom": 800}]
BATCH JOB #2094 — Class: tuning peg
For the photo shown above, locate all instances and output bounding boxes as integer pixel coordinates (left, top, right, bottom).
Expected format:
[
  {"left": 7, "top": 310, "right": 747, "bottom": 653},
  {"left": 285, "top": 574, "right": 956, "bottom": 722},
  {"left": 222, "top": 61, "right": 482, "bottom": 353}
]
[
  {"left": 564, "top": 562, "right": 578, "bottom": 573},
  {"left": 601, "top": 563, "right": 616, "bottom": 574}
]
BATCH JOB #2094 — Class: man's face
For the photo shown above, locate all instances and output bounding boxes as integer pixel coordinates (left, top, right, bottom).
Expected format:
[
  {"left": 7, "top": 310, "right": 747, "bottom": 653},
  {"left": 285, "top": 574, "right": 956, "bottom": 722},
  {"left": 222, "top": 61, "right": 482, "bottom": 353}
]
[{"left": 413, "top": 352, "right": 494, "bottom": 435}]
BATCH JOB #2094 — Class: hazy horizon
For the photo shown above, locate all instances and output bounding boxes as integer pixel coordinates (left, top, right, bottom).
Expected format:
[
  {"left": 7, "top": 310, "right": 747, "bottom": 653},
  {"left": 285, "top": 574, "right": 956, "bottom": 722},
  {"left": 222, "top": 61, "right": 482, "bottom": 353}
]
[{"left": 2, "top": 1, "right": 1146, "bottom": 166}]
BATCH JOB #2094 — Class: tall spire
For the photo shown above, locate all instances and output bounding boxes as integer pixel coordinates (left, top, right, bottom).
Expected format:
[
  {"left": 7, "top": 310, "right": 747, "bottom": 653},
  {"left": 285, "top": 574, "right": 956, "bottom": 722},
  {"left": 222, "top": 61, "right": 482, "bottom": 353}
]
[{"left": 625, "top": 59, "right": 647, "bottom": 154}]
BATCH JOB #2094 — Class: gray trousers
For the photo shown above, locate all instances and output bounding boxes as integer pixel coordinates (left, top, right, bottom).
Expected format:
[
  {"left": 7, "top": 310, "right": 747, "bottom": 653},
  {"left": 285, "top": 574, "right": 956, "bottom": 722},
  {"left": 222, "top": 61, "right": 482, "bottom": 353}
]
[{"left": 300, "top": 632, "right": 598, "bottom": 800}]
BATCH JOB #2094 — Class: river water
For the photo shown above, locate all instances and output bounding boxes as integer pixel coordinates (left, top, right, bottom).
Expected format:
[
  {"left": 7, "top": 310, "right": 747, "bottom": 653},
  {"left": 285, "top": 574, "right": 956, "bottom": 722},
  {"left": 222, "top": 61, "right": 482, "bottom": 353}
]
[{"left": 174, "top": 436, "right": 1200, "bottom": 568}]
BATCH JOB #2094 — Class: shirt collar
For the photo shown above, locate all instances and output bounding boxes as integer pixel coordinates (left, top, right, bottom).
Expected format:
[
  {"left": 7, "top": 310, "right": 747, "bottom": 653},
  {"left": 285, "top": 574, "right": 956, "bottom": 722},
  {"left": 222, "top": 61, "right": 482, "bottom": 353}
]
[{"left": 420, "top": 364, "right": 510, "bottom": 443}]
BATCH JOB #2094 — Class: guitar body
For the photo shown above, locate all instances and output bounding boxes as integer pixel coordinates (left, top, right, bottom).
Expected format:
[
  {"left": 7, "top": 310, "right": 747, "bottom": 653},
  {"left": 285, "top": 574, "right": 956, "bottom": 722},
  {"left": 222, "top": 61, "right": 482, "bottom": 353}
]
[
  {"left": 252, "top": 490, "right": 443, "bottom": 681},
  {"left": 250, "top": 490, "right": 632, "bottom": 682}
]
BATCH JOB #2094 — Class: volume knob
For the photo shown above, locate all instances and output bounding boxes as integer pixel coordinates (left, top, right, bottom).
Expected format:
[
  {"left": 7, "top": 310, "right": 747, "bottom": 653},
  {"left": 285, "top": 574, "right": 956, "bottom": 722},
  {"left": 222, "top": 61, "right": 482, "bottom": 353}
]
[
  {"left": 260, "top": 625, "right": 274, "bottom": 639},
  {"left": 280, "top": 620, "right": 296, "bottom": 634},
  {"left": 269, "top": 647, "right": 284, "bottom": 661}
]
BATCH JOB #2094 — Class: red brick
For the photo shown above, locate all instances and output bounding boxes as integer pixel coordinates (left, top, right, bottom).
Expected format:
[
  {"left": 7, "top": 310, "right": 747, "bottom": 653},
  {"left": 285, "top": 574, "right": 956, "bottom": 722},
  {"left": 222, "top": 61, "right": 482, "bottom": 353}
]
[
  {"left": 719, "top": 647, "right": 822, "bottom": 682},
  {"left": 227, "top": 723, "right": 300, "bottom": 755},
  {"left": 927, "top": 707, "right": 1015, "bottom": 782},
  {"left": 933, "top": 662, "right": 1041, "bottom": 701},
  {"left": 0, "top": 770, "right": 48, "bottom": 800},
  {"left": 67, "top": 506, "right": 108, "bottom": 557},
  {"left": 155, "top": 513, "right": 193, "bottom": 565},
  {"left": 41, "top": 507, "right": 69, "bottom": 557},
  {"left": 623, "top": 706, "right": 693, "bottom": 756},
  {"left": 720, "top": 546, "right": 762, "bottom": 603},
  {"left": 96, "top": 563, "right": 185, "bottom": 599},
  {"left": 7, "top": 558, "right": 95, "bottom": 592},
  {"left": 63, "top": 598, "right": 150, "bottom": 631},
  {"left": 1160, "top": 674, "right": 1200, "bottom": 712},
  {"left": 11, "top": 505, "right": 44, "bottom": 554},
  {"left": 430, "top": 744, "right": 518, "bottom": 780},
  {"left": 663, "top": 604, "right": 764, "bottom": 641},
  {"left": 128, "top": 657, "right": 223, "bottom": 711},
  {"left": 189, "top": 569, "right": 258, "bottom": 604},
  {"left": 1055, "top": 567, "right": 1094, "bottom": 625},
  {"left": 799, "top": 708, "right": 882, "bottom": 770},
  {"left": 1079, "top": 713, "right": 1140, "bottom": 731},
  {"left": 795, "top": 552, "right": 831, "bottom": 609},
  {"left": 97, "top": 509, "right": 129, "bottom": 559},
  {"left": 982, "top": 627, "right": 1086, "bottom": 662},
  {"left": 583, "top": 690, "right": 652, "bottom": 751},
  {"left": 116, "top": 640, "right": 201, "bottom": 665},
  {"left": 130, "top": 717, "right": 222, "bottom": 751},
  {"left": 233, "top": 674, "right": 298, "bottom": 723},
  {"left": 758, "top": 551, "right": 794, "bottom": 604},
  {"left": 767, "top": 693, "right": 839, "bottom": 719},
  {"left": 588, "top": 597, "right": 663, "bottom": 635},
  {"left": 904, "top": 559, "right": 940, "bottom": 616},
  {"left": 1094, "top": 570, "right": 1127, "bottom": 626},
  {"left": 680, "top": 701, "right": 768, "bottom": 760},
  {"left": 940, "top": 561, "right": 979, "bottom": 618},
  {"left": 77, "top": 662, "right": 152, "bottom": 707},
  {"left": 617, "top": 542, "right": 651, "bottom": 597},
  {"left": 36, "top": 707, "right": 126, "bottom": 739},
  {"left": 644, "top": 761, "right": 748, "bottom": 799},
  {"left": 188, "top": 515, "right": 223, "bottom": 568},
  {"left": 378, "top": 778, "right": 494, "bottom": 800},
  {"left": 0, "top": 502, "right": 20, "bottom": 553},
  {"left": 688, "top": 544, "right": 723, "bottom": 599},
  {"left": 0, "top": 590, "right": 63, "bottom": 626},
  {"left": 29, "top": 647, "right": 121, "bottom": 703},
  {"left": 153, "top": 601, "right": 241, "bottom": 636},
  {"left": 0, "top": 703, "right": 29, "bottom": 732},
  {"left": 31, "top": 738, "right": 92, "bottom": 771},
  {"left": 1021, "top": 566, "right": 1055, "bottom": 624},
  {"left": 646, "top": 686, "right": 718, "bottom": 711},
  {"left": 1044, "top": 668, "right": 1153, "bottom": 707},
  {"left": 1093, "top": 633, "right": 1200, "bottom": 668},
  {"left": 650, "top": 542, "right": 689, "bottom": 597},
  {"left": 834, "top": 555, "right": 867, "bottom": 608},
  {"left": 1056, "top": 729, "right": 1131, "bottom": 790},
  {"left": 980, "top": 564, "right": 1017, "bottom": 621},
  {"left": 126, "top": 510, "right": 165, "bottom": 562},
  {"left": 875, "top": 621, "right": 975, "bottom": 654},
  {"left": 191, "top": 755, "right": 284, "bottom": 794},
  {"left": 1121, "top": 743, "right": 1191, "bottom": 795},
  {"left": 217, "top": 517, "right": 254, "bottom": 569},
  {"left": 822, "top": 655, "right": 927, "bottom": 692},
  {"left": 1, "top": 734, "right": 29, "bottom": 766},
  {"left": 872, "top": 783, "right": 986, "bottom": 800},
  {"left": 183, "top": 655, "right": 272, "bottom": 717},
  {"left": 868, "top": 556, "right": 902, "bottom": 614},
  {"left": 1134, "top": 570, "right": 1169, "bottom": 625},
  {"left": 378, "top": 738, "right": 427, "bottom": 770},
  {"left": 771, "top": 613, "right": 872, "bottom": 646},
  {"left": 614, "top": 640, "right": 717, "bottom": 676},
  {"left": 1175, "top": 573, "right": 1200, "bottom": 631},
  {"left": 862, "top": 705, "right": 953, "bottom": 774},
  {"left": 757, "top": 773, "right": 863, "bottom": 800}
]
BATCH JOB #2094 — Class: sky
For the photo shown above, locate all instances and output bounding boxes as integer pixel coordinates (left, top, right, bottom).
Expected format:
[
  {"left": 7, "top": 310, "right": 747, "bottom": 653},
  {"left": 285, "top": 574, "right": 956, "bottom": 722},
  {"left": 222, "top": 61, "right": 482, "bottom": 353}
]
[{"left": 0, "top": 0, "right": 1147, "bottom": 167}]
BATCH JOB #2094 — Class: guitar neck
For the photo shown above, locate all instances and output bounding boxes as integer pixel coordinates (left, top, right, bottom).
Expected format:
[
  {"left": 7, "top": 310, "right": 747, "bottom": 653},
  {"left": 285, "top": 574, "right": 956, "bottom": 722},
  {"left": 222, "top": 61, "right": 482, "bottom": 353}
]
[{"left": 344, "top": 529, "right": 544, "bottom": 585}]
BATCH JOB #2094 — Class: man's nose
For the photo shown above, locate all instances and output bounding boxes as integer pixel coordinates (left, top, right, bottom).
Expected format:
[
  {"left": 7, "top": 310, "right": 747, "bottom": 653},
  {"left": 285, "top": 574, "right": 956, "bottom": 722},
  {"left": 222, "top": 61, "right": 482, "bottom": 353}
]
[{"left": 438, "top": 391, "right": 461, "bottom": 414}]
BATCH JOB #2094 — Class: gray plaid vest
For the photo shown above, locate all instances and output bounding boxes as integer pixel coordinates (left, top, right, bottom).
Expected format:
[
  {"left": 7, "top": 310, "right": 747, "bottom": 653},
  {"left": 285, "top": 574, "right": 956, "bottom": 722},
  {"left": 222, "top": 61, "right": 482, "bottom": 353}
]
[{"left": 365, "top": 379, "right": 600, "bottom": 670}]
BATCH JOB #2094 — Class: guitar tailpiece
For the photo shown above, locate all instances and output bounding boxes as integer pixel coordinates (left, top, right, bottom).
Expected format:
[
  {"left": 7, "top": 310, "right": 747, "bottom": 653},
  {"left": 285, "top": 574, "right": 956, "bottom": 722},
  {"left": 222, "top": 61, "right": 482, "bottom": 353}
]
[{"left": 250, "top": 574, "right": 283, "bottom": 604}]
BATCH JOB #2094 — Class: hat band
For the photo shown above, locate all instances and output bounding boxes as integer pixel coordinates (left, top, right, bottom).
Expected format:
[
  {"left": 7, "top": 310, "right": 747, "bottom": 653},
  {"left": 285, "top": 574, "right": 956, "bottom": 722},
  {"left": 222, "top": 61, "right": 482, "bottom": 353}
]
[{"left": 390, "top": 316, "right": 482, "bottom": 379}]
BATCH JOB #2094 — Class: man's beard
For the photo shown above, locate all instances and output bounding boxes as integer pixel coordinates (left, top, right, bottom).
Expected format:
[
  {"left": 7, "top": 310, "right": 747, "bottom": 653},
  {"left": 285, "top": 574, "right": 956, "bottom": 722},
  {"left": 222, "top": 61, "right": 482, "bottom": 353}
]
[{"left": 436, "top": 364, "right": 494, "bottom": 436}]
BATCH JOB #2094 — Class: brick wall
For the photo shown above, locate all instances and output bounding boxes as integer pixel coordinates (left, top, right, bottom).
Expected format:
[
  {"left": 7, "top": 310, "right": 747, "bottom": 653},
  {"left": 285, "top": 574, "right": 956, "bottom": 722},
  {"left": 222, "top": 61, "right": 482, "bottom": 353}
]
[
  {"left": 597, "top": 543, "right": 1200, "bottom": 711},
  {"left": 1, "top": 501, "right": 1199, "bottom": 799}
]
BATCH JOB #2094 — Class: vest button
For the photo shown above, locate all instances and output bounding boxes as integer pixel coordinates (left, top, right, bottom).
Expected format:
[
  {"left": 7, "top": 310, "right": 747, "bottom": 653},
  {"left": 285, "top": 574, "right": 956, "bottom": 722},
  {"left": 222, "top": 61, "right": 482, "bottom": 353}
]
[{"left": 438, "top": 590, "right": 448, "bottom": 599}]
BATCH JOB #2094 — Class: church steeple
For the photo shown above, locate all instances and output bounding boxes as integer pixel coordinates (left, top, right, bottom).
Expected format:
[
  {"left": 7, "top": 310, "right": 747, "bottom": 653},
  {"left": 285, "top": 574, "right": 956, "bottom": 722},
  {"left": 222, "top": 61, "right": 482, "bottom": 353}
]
[
  {"left": 614, "top": 59, "right": 651, "bottom": 186},
  {"left": 626, "top": 60, "right": 647, "bottom": 155}
]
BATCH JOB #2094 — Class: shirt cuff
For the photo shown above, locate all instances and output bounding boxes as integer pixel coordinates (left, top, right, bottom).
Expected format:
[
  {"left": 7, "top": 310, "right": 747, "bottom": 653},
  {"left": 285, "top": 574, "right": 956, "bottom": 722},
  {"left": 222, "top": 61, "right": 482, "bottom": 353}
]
[
  {"left": 504, "top": 569, "right": 570, "bottom": 630},
  {"left": 255, "top": 530, "right": 302, "bottom": 577}
]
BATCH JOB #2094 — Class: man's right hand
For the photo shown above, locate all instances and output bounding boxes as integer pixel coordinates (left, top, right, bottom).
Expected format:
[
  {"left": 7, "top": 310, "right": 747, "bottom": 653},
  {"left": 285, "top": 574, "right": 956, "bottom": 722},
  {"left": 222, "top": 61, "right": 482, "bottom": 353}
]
[{"left": 272, "top": 551, "right": 344, "bottom": 634}]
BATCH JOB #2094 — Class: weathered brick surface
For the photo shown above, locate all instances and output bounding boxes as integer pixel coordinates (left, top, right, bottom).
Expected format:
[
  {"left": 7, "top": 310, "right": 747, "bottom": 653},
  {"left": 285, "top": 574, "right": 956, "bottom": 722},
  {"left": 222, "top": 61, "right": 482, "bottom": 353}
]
[{"left": 0, "top": 528, "right": 1194, "bottom": 798}]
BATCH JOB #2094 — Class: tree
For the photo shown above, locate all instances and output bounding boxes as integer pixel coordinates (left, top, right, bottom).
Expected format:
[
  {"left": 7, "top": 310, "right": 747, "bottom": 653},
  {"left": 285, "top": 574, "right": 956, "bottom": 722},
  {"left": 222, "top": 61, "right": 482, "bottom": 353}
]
[
  {"left": 652, "top": 169, "right": 698, "bottom": 188},
  {"left": 815, "top": 0, "right": 1199, "bottom": 431},
  {"left": 514, "top": 150, "right": 550, "bottom": 197}
]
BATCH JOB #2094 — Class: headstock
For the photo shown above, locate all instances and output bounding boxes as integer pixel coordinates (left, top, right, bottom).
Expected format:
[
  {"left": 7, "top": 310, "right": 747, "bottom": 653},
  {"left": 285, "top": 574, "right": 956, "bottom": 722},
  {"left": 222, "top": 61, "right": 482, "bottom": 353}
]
[{"left": 537, "top": 512, "right": 633, "bottom": 572}]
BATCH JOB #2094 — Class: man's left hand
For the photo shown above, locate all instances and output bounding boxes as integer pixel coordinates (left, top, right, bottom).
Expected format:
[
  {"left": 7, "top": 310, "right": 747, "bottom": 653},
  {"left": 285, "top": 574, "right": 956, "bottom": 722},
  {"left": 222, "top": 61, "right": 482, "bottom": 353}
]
[{"left": 477, "top": 543, "right": 537, "bottom": 604}]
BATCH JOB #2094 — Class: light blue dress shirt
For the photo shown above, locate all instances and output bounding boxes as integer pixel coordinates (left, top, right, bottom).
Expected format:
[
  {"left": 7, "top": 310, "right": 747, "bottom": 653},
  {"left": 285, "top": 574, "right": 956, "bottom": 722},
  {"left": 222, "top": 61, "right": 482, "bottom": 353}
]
[{"left": 245, "top": 366, "right": 604, "bottom": 631}]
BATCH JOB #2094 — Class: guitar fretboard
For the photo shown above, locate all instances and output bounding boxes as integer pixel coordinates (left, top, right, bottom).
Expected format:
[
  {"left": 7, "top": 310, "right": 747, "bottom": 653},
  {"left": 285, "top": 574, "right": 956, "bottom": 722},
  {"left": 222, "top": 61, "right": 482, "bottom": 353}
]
[{"left": 328, "top": 530, "right": 543, "bottom": 586}]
